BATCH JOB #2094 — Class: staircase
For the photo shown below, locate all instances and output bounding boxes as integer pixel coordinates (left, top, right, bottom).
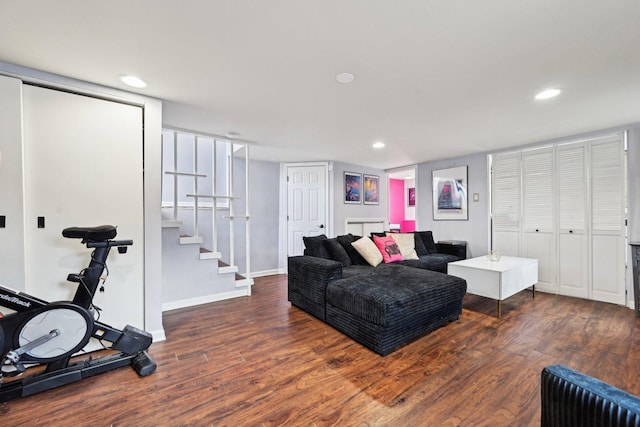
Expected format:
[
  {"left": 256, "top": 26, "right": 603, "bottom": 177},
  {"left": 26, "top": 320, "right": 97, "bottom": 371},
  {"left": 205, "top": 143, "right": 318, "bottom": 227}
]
[{"left": 161, "top": 129, "right": 252, "bottom": 312}]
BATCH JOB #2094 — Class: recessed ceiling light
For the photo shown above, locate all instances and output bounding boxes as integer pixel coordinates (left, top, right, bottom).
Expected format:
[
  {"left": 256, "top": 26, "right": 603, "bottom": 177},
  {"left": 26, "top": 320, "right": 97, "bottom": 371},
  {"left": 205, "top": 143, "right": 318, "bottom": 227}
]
[
  {"left": 535, "top": 88, "right": 561, "bottom": 100},
  {"left": 119, "top": 75, "right": 147, "bottom": 88},
  {"left": 372, "top": 141, "right": 385, "bottom": 149},
  {"left": 336, "top": 72, "right": 355, "bottom": 84}
]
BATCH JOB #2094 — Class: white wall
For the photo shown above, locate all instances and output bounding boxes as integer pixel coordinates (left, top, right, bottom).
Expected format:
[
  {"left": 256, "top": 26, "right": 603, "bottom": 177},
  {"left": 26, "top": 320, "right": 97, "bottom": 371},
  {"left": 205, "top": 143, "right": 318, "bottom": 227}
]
[
  {"left": 416, "top": 154, "right": 489, "bottom": 258},
  {"left": 332, "top": 161, "right": 388, "bottom": 236}
]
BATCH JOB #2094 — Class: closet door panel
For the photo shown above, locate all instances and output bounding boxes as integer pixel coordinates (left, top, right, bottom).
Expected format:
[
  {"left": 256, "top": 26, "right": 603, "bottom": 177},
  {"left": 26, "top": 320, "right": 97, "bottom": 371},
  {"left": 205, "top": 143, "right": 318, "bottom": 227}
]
[
  {"left": 592, "top": 234, "right": 625, "bottom": 304},
  {"left": 522, "top": 232, "right": 555, "bottom": 292},
  {"left": 522, "top": 148, "right": 556, "bottom": 291},
  {"left": 0, "top": 75, "right": 26, "bottom": 290},
  {"left": 557, "top": 144, "right": 588, "bottom": 298},
  {"left": 492, "top": 231, "right": 519, "bottom": 257},
  {"left": 590, "top": 137, "right": 625, "bottom": 304},
  {"left": 558, "top": 233, "right": 588, "bottom": 298},
  {"left": 22, "top": 85, "right": 144, "bottom": 329},
  {"left": 491, "top": 152, "right": 521, "bottom": 256}
]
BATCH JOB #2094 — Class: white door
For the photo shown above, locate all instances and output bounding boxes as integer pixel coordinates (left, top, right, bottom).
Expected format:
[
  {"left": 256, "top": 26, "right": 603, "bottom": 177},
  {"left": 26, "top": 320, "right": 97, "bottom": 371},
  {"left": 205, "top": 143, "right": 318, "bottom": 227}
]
[
  {"left": 287, "top": 165, "right": 327, "bottom": 256},
  {"left": 557, "top": 143, "right": 588, "bottom": 298},
  {"left": 0, "top": 75, "right": 26, "bottom": 290},
  {"left": 590, "top": 137, "right": 625, "bottom": 304},
  {"left": 491, "top": 152, "right": 521, "bottom": 257},
  {"left": 22, "top": 85, "right": 145, "bottom": 329},
  {"left": 521, "top": 147, "right": 556, "bottom": 292}
]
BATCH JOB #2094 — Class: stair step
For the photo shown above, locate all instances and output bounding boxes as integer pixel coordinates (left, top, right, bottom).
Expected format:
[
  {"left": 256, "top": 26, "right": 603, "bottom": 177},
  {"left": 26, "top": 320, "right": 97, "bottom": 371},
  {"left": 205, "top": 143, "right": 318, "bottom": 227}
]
[
  {"left": 218, "top": 260, "right": 245, "bottom": 279},
  {"left": 199, "top": 248, "right": 221, "bottom": 260},
  {"left": 162, "top": 220, "right": 182, "bottom": 228},
  {"left": 218, "top": 265, "right": 239, "bottom": 274},
  {"left": 180, "top": 235, "right": 203, "bottom": 245}
]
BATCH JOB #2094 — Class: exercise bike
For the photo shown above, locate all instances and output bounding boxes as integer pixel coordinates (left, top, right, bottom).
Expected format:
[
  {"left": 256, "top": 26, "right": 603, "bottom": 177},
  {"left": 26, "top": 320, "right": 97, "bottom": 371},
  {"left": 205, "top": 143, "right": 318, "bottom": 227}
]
[{"left": 0, "top": 225, "right": 156, "bottom": 401}]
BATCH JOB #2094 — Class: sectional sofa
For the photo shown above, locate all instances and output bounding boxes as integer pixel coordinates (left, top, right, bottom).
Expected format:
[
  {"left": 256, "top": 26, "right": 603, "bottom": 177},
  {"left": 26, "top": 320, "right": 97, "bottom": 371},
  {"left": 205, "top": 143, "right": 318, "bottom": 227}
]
[{"left": 287, "top": 231, "right": 467, "bottom": 356}]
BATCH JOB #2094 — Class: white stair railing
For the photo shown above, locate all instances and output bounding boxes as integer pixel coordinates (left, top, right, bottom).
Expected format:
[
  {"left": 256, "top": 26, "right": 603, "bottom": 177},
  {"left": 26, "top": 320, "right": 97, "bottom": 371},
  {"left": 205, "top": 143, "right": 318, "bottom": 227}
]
[{"left": 162, "top": 128, "right": 252, "bottom": 290}]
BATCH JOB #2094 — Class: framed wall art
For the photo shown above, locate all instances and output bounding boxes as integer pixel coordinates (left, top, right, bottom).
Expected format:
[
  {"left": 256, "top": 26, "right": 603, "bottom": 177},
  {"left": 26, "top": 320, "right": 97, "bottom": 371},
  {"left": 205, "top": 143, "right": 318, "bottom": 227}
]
[
  {"left": 363, "top": 174, "right": 379, "bottom": 205},
  {"left": 344, "top": 172, "right": 362, "bottom": 204},
  {"left": 407, "top": 187, "right": 416, "bottom": 206},
  {"left": 432, "top": 166, "right": 468, "bottom": 220}
]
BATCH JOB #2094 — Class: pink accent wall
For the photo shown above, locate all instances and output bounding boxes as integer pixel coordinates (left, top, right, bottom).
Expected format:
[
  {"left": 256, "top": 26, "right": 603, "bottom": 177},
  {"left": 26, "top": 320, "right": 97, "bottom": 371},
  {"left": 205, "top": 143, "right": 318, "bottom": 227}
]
[
  {"left": 389, "top": 178, "right": 405, "bottom": 225},
  {"left": 401, "top": 220, "right": 416, "bottom": 232}
]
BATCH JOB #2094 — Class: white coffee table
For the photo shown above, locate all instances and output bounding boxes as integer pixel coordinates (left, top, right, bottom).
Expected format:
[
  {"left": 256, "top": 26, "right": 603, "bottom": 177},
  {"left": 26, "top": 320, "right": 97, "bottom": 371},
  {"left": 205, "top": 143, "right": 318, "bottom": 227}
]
[{"left": 447, "top": 256, "right": 538, "bottom": 318}]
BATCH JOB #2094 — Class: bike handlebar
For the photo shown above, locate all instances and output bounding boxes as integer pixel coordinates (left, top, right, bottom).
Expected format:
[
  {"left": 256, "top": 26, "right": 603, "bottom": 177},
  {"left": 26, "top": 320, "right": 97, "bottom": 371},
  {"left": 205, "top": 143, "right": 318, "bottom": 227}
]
[{"left": 86, "top": 239, "right": 133, "bottom": 248}]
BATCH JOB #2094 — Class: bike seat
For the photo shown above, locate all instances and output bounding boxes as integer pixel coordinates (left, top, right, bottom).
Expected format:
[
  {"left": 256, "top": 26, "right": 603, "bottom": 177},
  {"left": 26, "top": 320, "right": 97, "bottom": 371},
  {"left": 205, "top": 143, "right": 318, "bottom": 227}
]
[{"left": 62, "top": 225, "right": 117, "bottom": 241}]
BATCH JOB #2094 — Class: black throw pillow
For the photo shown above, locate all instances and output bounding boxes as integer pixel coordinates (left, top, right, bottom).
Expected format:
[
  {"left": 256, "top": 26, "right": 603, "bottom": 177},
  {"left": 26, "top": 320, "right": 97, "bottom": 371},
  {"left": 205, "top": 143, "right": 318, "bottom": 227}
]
[
  {"left": 303, "top": 234, "right": 330, "bottom": 259},
  {"left": 413, "top": 233, "right": 428, "bottom": 256},
  {"left": 324, "top": 238, "right": 352, "bottom": 267},
  {"left": 415, "top": 231, "right": 438, "bottom": 254},
  {"left": 336, "top": 234, "right": 367, "bottom": 265}
]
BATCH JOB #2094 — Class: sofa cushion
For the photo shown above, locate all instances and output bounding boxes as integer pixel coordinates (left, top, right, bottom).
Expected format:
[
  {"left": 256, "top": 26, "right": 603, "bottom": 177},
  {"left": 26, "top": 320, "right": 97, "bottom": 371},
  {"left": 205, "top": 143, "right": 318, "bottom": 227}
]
[
  {"left": 415, "top": 231, "right": 438, "bottom": 254},
  {"left": 351, "top": 236, "right": 383, "bottom": 267},
  {"left": 324, "top": 238, "right": 352, "bottom": 267},
  {"left": 373, "top": 235, "right": 403, "bottom": 263},
  {"left": 326, "top": 264, "right": 466, "bottom": 327},
  {"left": 341, "top": 265, "right": 377, "bottom": 280},
  {"left": 401, "top": 256, "right": 447, "bottom": 273},
  {"left": 303, "top": 234, "right": 331, "bottom": 259},
  {"left": 390, "top": 233, "right": 419, "bottom": 260},
  {"left": 337, "top": 234, "right": 367, "bottom": 265}
]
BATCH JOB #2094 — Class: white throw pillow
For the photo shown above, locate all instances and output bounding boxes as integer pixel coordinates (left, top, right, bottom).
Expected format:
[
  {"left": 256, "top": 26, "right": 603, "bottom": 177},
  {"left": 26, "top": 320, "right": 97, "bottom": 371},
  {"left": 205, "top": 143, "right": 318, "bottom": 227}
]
[
  {"left": 351, "top": 236, "right": 383, "bottom": 267},
  {"left": 391, "top": 233, "right": 419, "bottom": 260}
]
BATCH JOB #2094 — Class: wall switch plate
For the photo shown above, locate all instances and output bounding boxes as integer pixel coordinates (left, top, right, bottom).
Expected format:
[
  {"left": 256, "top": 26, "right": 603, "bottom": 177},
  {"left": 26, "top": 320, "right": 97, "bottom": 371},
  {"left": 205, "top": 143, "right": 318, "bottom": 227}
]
[
  {"left": 37, "top": 216, "right": 45, "bottom": 228},
  {"left": 473, "top": 193, "right": 480, "bottom": 202}
]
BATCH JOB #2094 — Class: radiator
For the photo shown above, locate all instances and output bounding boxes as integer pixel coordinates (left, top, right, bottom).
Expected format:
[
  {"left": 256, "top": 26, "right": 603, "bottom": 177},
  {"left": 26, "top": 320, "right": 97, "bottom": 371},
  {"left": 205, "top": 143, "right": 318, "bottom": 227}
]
[{"left": 541, "top": 365, "right": 640, "bottom": 427}]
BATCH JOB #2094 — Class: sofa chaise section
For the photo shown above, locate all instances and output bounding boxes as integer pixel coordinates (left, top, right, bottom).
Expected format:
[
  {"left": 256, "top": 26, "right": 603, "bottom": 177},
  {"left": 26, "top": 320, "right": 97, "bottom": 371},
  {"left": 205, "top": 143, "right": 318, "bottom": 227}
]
[{"left": 325, "top": 263, "right": 466, "bottom": 356}]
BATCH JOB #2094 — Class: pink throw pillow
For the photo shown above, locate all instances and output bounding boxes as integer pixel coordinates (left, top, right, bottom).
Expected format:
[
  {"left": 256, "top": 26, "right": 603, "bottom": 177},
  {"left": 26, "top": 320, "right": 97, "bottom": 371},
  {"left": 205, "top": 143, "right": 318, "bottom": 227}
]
[{"left": 373, "top": 235, "right": 403, "bottom": 263}]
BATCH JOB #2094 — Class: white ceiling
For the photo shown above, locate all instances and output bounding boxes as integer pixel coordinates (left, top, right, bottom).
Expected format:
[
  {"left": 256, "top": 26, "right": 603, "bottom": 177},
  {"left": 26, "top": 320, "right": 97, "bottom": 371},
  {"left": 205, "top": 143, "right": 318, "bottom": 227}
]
[{"left": 1, "top": 0, "right": 639, "bottom": 170}]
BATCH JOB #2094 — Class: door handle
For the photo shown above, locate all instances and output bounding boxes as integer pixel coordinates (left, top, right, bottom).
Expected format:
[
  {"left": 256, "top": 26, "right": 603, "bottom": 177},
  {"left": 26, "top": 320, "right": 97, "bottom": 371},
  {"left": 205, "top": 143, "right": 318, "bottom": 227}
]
[{"left": 318, "top": 224, "right": 324, "bottom": 229}]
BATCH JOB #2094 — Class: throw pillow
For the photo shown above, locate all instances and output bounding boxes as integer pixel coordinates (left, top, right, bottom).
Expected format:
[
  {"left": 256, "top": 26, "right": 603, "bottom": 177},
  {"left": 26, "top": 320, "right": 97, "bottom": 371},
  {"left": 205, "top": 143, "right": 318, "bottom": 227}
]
[
  {"left": 413, "top": 233, "right": 428, "bottom": 256},
  {"left": 351, "top": 236, "right": 383, "bottom": 267},
  {"left": 336, "top": 234, "right": 367, "bottom": 265},
  {"left": 415, "top": 231, "right": 437, "bottom": 254},
  {"left": 323, "top": 238, "right": 352, "bottom": 267},
  {"left": 373, "top": 235, "right": 403, "bottom": 263},
  {"left": 391, "top": 233, "right": 419, "bottom": 260},
  {"left": 302, "top": 234, "right": 331, "bottom": 259}
]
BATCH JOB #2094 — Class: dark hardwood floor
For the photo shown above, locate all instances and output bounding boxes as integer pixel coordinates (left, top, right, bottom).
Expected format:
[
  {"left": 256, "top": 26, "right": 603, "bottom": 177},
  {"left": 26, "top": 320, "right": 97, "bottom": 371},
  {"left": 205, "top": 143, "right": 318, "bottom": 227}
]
[{"left": 2, "top": 274, "right": 639, "bottom": 426}]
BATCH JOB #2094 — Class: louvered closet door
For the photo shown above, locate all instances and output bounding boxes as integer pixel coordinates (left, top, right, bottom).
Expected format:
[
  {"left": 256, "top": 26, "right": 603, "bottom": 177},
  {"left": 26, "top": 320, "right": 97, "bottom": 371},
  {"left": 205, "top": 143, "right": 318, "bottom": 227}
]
[
  {"left": 491, "top": 152, "right": 521, "bottom": 256},
  {"left": 590, "top": 136, "right": 625, "bottom": 305},
  {"left": 522, "top": 147, "right": 556, "bottom": 292},
  {"left": 557, "top": 143, "right": 588, "bottom": 298}
]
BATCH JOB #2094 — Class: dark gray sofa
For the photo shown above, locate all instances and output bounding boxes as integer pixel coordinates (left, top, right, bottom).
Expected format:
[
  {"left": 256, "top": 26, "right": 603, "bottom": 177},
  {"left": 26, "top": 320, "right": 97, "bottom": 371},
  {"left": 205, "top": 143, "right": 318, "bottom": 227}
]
[
  {"left": 541, "top": 364, "right": 640, "bottom": 426},
  {"left": 287, "top": 231, "right": 467, "bottom": 356}
]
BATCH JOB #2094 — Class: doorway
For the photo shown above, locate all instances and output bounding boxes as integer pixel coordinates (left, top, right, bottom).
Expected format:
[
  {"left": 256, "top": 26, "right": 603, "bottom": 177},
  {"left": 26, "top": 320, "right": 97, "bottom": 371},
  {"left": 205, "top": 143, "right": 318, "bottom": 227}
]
[
  {"left": 285, "top": 163, "right": 329, "bottom": 257},
  {"left": 387, "top": 166, "right": 417, "bottom": 233}
]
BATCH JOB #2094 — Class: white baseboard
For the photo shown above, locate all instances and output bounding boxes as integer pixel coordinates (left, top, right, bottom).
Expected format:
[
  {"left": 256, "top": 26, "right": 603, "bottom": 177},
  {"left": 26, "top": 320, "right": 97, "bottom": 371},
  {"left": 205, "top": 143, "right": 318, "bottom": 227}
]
[
  {"left": 250, "top": 268, "right": 285, "bottom": 278},
  {"left": 149, "top": 329, "right": 167, "bottom": 342},
  {"left": 162, "top": 289, "right": 248, "bottom": 312}
]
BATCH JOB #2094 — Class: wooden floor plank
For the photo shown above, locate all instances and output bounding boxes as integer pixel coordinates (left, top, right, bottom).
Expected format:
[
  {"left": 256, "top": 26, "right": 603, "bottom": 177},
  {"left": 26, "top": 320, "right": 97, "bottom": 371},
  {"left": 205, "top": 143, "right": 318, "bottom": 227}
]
[{"left": 1, "top": 273, "right": 639, "bottom": 426}]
